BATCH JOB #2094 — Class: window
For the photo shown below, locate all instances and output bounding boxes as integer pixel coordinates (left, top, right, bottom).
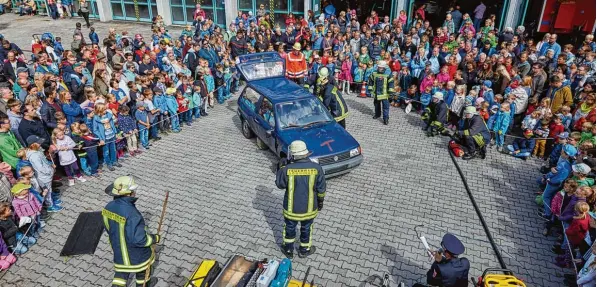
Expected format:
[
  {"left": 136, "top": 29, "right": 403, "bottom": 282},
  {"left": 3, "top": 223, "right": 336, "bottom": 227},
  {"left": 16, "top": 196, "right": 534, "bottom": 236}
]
[
  {"left": 237, "top": 0, "right": 303, "bottom": 28},
  {"left": 259, "top": 98, "right": 275, "bottom": 127},
  {"left": 170, "top": 0, "right": 225, "bottom": 26},
  {"left": 110, "top": 0, "right": 157, "bottom": 22},
  {"left": 240, "top": 87, "right": 260, "bottom": 111}
]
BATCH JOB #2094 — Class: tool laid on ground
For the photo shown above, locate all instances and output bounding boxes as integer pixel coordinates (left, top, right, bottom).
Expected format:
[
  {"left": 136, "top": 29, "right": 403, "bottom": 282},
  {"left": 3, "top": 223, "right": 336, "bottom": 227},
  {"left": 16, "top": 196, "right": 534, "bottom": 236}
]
[{"left": 186, "top": 254, "right": 316, "bottom": 287}]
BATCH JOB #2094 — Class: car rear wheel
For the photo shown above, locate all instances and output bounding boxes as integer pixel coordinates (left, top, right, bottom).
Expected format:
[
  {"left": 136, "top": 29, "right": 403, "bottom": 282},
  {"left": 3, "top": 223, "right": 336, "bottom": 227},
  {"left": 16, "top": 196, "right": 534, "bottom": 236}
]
[
  {"left": 256, "top": 137, "right": 268, "bottom": 150},
  {"left": 241, "top": 118, "right": 255, "bottom": 139}
]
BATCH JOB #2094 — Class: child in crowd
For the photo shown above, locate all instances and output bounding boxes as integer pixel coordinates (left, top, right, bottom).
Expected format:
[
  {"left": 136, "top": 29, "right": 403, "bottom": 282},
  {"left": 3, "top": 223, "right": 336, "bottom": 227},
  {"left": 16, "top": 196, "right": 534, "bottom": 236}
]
[
  {"left": 69, "top": 122, "right": 91, "bottom": 176},
  {"left": 79, "top": 123, "right": 100, "bottom": 177},
  {"left": 492, "top": 102, "right": 511, "bottom": 152},
  {"left": 52, "top": 128, "right": 86, "bottom": 186},
  {"left": 10, "top": 183, "right": 42, "bottom": 240},
  {"left": 522, "top": 110, "right": 541, "bottom": 131},
  {"left": 339, "top": 54, "right": 352, "bottom": 94},
  {"left": 176, "top": 89, "right": 191, "bottom": 126},
  {"left": 533, "top": 119, "right": 550, "bottom": 158},
  {"left": 135, "top": 103, "right": 151, "bottom": 150},
  {"left": 559, "top": 106, "right": 573, "bottom": 130},
  {"left": 25, "top": 139, "right": 61, "bottom": 212},
  {"left": 117, "top": 105, "right": 140, "bottom": 156},
  {"left": 0, "top": 202, "right": 37, "bottom": 255},
  {"left": 164, "top": 88, "right": 181, "bottom": 133}
]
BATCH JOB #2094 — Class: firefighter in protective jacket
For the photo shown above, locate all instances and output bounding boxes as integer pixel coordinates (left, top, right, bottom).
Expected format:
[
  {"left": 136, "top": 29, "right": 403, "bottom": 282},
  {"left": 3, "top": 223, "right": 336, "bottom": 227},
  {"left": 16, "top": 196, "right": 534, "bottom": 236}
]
[
  {"left": 102, "top": 176, "right": 160, "bottom": 287},
  {"left": 368, "top": 61, "right": 395, "bottom": 125},
  {"left": 454, "top": 106, "right": 491, "bottom": 160},
  {"left": 285, "top": 43, "right": 308, "bottom": 85},
  {"left": 318, "top": 69, "right": 349, "bottom": 128},
  {"left": 276, "top": 140, "right": 326, "bottom": 259},
  {"left": 422, "top": 92, "right": 450, "bottom": 137}
]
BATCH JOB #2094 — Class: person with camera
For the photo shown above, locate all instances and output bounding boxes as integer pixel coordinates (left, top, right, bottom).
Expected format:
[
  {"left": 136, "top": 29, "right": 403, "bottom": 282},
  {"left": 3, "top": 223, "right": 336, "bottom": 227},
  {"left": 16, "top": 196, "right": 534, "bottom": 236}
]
[
  {"left": 414, "top": 233, "right": 470, "bottom": 287},
  {"left": 275, "top": 140, "right": 326, "bottom": 259}
]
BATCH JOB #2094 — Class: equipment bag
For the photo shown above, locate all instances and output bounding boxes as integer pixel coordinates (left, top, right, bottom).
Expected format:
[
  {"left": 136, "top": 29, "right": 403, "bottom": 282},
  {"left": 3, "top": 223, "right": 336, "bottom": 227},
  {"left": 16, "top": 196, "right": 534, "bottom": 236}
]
[{"left": 186, "top": 260, "right": 222, "bottom": 287}]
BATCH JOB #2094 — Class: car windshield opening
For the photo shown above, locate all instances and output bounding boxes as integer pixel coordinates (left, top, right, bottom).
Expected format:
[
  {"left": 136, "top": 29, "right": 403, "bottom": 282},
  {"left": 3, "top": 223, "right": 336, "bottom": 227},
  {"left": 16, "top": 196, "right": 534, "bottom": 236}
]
[{"left": 276, "top": 98, "right": 334, "bottom": 129}]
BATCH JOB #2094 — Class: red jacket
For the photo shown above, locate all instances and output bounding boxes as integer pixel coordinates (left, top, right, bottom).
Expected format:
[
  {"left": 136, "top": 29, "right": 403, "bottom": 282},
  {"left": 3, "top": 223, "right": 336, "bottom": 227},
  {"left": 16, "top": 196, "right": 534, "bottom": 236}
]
[
  {"left": 548, "top": 122, "right": 565, "bottom": 138},
  {"left": 565, "top": 214, "right": 590, "bottom": 246}
]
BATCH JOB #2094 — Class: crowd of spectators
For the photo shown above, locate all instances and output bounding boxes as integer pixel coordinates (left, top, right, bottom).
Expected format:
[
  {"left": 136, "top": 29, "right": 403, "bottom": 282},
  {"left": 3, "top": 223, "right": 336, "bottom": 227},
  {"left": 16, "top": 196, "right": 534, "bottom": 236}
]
[{"left": 0, "top": 2, "right": 594, "bottom": 284}]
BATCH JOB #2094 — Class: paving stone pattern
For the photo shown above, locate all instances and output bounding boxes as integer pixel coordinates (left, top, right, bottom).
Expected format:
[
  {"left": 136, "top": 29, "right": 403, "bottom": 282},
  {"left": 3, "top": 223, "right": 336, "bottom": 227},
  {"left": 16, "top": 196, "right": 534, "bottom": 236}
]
[{"left": 0, "top": 14, "right": 567, "bottom": 287}]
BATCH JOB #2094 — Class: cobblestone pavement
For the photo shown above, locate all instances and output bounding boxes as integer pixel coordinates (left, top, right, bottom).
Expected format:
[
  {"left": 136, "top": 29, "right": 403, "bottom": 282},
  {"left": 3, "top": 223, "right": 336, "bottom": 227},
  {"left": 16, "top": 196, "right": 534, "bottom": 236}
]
[{"left": 0, "top": 14, "right": 568, "bottom": 287}]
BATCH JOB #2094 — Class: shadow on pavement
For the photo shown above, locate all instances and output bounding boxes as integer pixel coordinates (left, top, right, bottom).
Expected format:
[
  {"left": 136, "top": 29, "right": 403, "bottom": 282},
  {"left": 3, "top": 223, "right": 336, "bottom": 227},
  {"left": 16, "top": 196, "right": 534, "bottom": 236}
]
[
  {"left": 345, "top": 98, "right": 374, "bottom": 116},
  {"left": 252, "top": 185, "right": 284, "bottom": 246}
]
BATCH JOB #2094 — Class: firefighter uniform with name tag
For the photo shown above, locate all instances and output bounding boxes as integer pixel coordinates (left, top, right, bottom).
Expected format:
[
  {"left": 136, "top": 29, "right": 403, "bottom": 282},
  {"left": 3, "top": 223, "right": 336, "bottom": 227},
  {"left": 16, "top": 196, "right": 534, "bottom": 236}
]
[
  {"left": 368, "top": 60, "right": 395, "bottom": 125},
  {"left": 103, "top": 176, "right": 160, "bottom": 287},
  {"left": 275, "top": 140, "right": 326, "bottom": 259}
]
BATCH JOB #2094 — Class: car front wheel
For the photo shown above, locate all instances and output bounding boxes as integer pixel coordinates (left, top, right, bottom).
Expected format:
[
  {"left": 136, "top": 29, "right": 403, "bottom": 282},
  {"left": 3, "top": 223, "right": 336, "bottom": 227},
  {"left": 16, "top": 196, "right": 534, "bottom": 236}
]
[{"left": 241, "top": 118, "right": 255, "bottom": 139}]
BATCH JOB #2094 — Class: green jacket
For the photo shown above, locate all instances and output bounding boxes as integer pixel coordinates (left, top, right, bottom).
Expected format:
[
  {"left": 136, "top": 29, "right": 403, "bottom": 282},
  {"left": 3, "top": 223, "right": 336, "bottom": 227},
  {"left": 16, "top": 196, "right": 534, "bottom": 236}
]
[{"left": 0, "top": 131, "right": 23, "bottom": 169}]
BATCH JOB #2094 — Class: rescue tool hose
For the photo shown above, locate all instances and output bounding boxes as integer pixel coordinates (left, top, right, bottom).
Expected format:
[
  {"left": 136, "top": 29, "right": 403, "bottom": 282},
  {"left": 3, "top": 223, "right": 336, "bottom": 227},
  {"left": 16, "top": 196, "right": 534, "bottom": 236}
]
[
  {"left": 142, "top": 190, "right": 170, "bottom": 287},
  {"left": 447, "top": 145, "right": 507, "bottom": 270}
]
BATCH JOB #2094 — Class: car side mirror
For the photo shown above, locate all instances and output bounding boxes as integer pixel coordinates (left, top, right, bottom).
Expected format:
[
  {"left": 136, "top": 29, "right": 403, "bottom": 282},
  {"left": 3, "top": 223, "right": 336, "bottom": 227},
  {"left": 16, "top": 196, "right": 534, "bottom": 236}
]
[{"left": 266, "top": 129, "right": 273, "bottom": 137}]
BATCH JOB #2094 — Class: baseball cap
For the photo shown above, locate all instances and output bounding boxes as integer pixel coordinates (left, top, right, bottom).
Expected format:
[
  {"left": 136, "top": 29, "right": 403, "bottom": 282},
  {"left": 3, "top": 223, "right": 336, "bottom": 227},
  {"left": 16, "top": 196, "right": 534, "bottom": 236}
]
[
  {"left": 572, "top": 163, "right": 591, "bottom": 174},
  {"left": 557, "top": 132, "right": 569, "bottom": 139},
  {"left": 136, "top": 102, "right": 146, "bottom": 109},
  {"left": 26, "top": 135, "right": 46, "bottom": 146},
  {"left": 11, "top": 183, "right": 31, "bottom": 195},
  {"left": 562, "top": 144, "right": 577, "bottom": 157},
  {"left": 152, "top": 87, "right": 162, "bottom": 93}
]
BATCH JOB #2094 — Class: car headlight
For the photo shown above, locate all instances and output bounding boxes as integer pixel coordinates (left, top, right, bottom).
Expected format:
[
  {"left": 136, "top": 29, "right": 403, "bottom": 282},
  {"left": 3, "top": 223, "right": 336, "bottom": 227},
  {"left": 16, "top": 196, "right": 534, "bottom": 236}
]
[
  {"left": 350, "top": 147, "right": 361, "bottom": 157},
  {"left": 310, "top": 157, "right": 319, "bottom": 164}
]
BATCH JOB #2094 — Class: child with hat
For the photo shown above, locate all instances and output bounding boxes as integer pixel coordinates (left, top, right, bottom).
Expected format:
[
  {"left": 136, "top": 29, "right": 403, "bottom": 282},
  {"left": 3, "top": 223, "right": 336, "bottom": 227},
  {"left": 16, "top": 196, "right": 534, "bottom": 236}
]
[
  {"left": 10, "top": 183, "right": 43, "bottom": 238},
  {"left": 541, "top": 132, "right": 569, "bottom": 174},
  {"left": 571, "top": 163, "right": 594, "bottom": 187}
]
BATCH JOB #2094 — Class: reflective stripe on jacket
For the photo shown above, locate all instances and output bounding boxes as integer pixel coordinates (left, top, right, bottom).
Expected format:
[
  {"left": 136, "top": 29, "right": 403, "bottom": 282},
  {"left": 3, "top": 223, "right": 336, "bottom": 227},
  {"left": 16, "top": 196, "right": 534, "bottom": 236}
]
[
  {"left": 275, "top": 159, "right": 326, "bottom": 221},
  {"left": 367, "top": 72, "right": 395, "bottom": 100},
  {"left": 103, "top": 197, "right": 158, "bottom": 273},
  {"left": 285, "top": 52, "right": 308, "bottom": 78}
]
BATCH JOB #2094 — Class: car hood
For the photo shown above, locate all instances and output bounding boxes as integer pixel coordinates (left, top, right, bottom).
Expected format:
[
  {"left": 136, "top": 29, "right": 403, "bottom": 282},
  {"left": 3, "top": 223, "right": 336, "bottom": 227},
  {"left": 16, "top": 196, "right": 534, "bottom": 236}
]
[{"left": 278, "top": 122, "right": 359, "bottom": 157}]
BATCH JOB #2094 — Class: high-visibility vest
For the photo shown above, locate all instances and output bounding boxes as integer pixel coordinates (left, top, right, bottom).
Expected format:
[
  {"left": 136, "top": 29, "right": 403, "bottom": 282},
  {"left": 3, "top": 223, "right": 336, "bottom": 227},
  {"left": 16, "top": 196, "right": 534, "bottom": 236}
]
[{"left": 285, "top": 52, "right": 307, "bottom": 78}]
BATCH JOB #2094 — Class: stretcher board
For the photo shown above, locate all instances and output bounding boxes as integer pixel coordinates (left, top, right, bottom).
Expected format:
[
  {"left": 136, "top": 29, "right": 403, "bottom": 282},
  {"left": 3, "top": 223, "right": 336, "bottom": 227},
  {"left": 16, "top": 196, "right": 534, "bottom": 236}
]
[{"left": 60, "top": 211, "right": 104, "bottom": 257}]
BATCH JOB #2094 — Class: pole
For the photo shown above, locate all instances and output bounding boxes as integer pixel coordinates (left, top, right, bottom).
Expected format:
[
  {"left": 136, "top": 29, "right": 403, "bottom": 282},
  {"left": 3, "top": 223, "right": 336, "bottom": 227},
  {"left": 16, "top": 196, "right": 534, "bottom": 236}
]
[
  {"left": 142, "top": 191, "right": 170, "bottom": 287},
  {"left": 520, "top": 0, "right": 530, "bottom": 27}
]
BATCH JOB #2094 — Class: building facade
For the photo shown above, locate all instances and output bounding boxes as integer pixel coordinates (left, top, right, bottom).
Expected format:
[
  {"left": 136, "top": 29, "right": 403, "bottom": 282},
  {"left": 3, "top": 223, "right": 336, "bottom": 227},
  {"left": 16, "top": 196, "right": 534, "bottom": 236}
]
[{"left": 87, "top": 0, "right": 570, "bottom": 34}]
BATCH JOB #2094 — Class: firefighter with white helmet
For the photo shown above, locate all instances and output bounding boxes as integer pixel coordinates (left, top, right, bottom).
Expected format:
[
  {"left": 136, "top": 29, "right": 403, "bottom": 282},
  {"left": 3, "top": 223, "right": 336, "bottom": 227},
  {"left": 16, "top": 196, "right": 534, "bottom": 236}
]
[
  {"left": 367, "top": 60, "right": 395, "bottom": 125},
  {"left": 276, "top": 141, "right": 326, "bottom": 259},
  {"left": 453, "top": 106, "right": 491, "bottom": 160},
  {"left": 102, "top": 176, "right": 160, "bottom": 287}
]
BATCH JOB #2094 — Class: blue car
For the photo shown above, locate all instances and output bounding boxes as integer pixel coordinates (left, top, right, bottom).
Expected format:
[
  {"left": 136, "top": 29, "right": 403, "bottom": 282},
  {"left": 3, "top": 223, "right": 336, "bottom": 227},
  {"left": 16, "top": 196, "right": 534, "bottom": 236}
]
[{"left": 236, "top": 52, "right": 363, "bottom": 178}]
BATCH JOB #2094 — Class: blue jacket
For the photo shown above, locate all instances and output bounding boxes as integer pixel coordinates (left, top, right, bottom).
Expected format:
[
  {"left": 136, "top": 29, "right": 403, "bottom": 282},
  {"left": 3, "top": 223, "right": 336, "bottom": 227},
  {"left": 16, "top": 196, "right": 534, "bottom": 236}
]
[
  {"left": 420, "top": 92, "right": 431, "bottom": 107},
  {"left": 164, "top": 95, "right": 178, "bottom": 114},
  {"left": 491, "top": 110, "right": 510, "bottom": 135},
  {"left": 102, "top": 197, "right": 158, "bottom": 273},
  {"left": 153, "top": 95, "right": 167, "bottom": 115},
  {"left": 545, "top": 158, "right": 572, "bottom": 186},
  {"left": 89, "top": 32, "right": 99, "bottom": 44},
  {"left": 548, "top": 143, "right": 564, "bottom": 167},
  {"left": 61, "top": 101, "right": 83, "bottom": 126},
  {"left": 444, "top": 89, "right": 455, "bottom": 106},
  {"left": 92, "top": 111, "right": 117, "bottom": 141},
  {"left": 512, "top": 137, "right": 536, "bottom": 154},
  {"left": 275, "top": 158, "right": 326, "bottom": 221}
]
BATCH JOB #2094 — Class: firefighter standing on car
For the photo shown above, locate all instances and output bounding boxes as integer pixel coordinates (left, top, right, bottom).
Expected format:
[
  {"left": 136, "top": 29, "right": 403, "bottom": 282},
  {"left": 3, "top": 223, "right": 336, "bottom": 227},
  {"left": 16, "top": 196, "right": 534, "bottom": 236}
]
[
  {"left": 102, "top": 176, "right": 160, "bottom": 287},
  {"left": 285, "top": 43, "right": 308, "bottom": 85},
  {"left": 414, "top": 233, "right": 470, "bottom": 287},
  {"left": 276, "top": 140, "right": 326, "bottom": 259},
  {"left": 317, "top": 68, "right": 349, "bottom": 128},
  {"left": 368, "top": 60, "right": 395, "bottom": 125}
]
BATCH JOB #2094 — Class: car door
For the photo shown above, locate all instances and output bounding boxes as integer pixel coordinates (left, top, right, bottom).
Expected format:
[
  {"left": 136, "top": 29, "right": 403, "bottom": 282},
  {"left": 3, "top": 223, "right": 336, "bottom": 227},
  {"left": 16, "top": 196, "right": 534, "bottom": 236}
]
[
  {"left": 254, "top": 96, "right": 277, "bottom": 150},
  {"left": 238, "top": 86, "right": 261, "bottom": 131}
]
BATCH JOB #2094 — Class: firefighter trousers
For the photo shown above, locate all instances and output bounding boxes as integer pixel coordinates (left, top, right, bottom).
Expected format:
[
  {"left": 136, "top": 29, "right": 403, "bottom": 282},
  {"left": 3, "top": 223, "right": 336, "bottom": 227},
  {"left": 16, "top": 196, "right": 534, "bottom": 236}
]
[
  {"left": 112, "top": 265, "right": 155, "bottom": 287},
  {"left": 283, "top": 218, "right": 314, "bottom": 253}
]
